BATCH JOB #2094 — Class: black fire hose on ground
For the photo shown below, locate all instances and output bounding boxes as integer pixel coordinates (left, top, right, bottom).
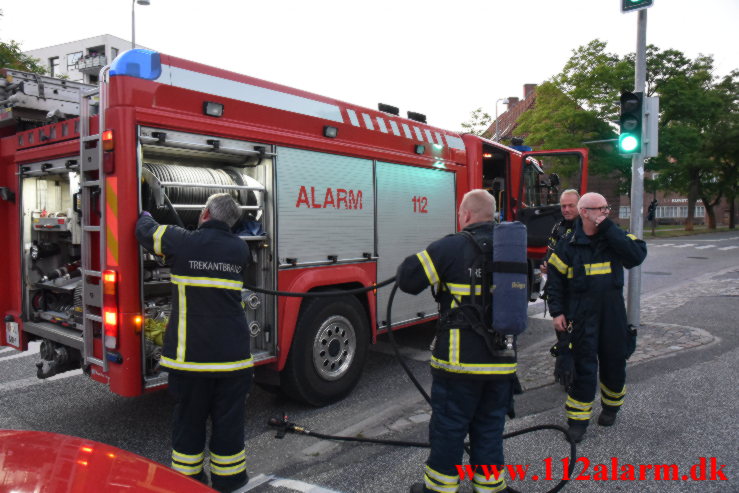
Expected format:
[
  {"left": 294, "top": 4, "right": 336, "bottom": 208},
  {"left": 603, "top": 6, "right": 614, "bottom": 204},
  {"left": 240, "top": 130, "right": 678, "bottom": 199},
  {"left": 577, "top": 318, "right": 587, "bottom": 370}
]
[{"left": 252, "top": 279, "right": 577, "bottom": 492}]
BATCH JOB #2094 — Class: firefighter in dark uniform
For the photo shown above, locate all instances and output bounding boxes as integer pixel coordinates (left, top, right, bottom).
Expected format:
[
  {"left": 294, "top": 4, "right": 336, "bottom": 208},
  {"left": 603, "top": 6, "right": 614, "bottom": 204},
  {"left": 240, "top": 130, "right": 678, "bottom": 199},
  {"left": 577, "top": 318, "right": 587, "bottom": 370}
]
[
  {"left": 397, "top": 190, "right": 519, "bottom": 493},
  {"left": 540, "top": 189, "right": 579, "bottom": 277},
  {"left": 547, "top": 192, "right": 647, "bottom": 443},
  {"left": 136, "top": 193, "right": 253, "bottom": 493}
]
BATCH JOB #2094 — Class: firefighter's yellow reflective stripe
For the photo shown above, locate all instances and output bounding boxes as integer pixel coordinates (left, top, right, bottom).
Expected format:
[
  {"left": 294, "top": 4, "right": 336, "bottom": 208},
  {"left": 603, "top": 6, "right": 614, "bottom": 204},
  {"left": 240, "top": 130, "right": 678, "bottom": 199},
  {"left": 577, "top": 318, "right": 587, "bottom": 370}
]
[
  {"left": 176, "top": 284, "right": 187, "bottom": 361},
  {"left": 172, "top": 450, "right": 204, "bottom": 464},
  {"left": 566, "top": 410, "right": 592, "bottom": 420},
  {"left": 449, "top": 329, "right": 460, "bottom": 365},
  {"left": 153, "top": 225, "right": 167, "bottom": 256},
  {"left": 585, "top": 262, "right": 612, "bottom": 275},
  {"left": 211, "top": 449, "right": 246, "bottom": 464},
  {"left": 160, "top": 355, "right": 254, "bottom": 372},
  {"left": 601, "top": 395, "right": 625, "bottom": 407},
  {"left": 627, "top": 234, "right": 637, "bottom": 240},
  {"left": 566, "top": 395, "right": 592, "bottom": 410},
  {"left": 445, "top": 283, "right": 483, "bottom": 296},
  {"left": 417, "top": 250, "right": 440, "bottom": 288},
  {"left": 430, "top": 357, "right": 516, "bottom": 375},
  {"left": 211, "top": 461, "right": 247, "bottom": 476},
  {"left": 424, "top": 465, "right": 459, "bottom": 493},
  {"left": 424, "top": 465, "right": 460, "bottom": 484},
  {"left": 473, "top": 469, "right": 506, "bottom": 485},
  {"left": 424, "top": 477, "right": 458, "bottom": 493},
  {"left": 171, "top": 462, "right": 203, "bottom": 475},
  {"left": 171, "top": 275, "right": 243, "bottom": 290},
  {"left": 549, "top": 253, "right": 569, "bottom": 275},
  {"left": 600, "top": 382, "right": 626, "bottom": 398}
]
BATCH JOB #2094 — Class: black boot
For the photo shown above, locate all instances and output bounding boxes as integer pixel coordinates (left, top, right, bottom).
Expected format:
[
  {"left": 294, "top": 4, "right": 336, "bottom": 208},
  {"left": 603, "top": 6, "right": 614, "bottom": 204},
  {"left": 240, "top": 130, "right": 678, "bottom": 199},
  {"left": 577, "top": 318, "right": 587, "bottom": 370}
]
[
  {"left": 598, "top": 410, "right": 617, "bottom": 427},
  {"left": 409, "top": 483, "right": 429, "bottom": 493},
  {"left": 211, "top": 472, "right": 249, "bottom": 493},
  {"left": 568, "top": 423, "right": 587, "bottom": 443}
]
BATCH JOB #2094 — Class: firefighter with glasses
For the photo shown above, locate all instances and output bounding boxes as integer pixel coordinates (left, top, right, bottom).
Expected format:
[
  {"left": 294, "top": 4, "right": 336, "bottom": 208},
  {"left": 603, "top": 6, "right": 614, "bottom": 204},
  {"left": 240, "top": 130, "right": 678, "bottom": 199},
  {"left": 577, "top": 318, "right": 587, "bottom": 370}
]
[
  {"left": 546, "top": 192, "right": 647, "bottom": 443},
  {"left": 397, "top": 189, "right": 519, "bottom": 493},
  {"left": 136, "top": 193, "right": 253, "bottom": 492}
]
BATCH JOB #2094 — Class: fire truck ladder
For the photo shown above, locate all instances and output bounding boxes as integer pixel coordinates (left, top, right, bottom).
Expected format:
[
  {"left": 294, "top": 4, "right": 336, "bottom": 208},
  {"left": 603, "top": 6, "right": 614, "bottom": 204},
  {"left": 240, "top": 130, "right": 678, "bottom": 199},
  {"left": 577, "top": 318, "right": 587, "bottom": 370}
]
[{"left": 78, "top": 67, "right": 108, "bottom": 372}]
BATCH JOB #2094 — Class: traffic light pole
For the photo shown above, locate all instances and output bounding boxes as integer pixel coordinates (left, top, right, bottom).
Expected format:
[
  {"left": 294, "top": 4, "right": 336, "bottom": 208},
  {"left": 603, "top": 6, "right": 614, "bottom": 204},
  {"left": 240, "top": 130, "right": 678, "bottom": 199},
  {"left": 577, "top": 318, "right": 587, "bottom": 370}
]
[{"left": 627, "top": 8, "right": 648, "bottom": 329}]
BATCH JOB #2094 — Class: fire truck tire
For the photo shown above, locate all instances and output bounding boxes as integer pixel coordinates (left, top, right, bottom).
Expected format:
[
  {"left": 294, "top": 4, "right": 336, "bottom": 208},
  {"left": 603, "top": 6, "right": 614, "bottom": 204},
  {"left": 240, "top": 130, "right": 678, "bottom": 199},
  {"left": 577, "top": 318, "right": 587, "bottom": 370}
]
[{"left": 281, "top": 295, "right": 369, "bottom": 406}]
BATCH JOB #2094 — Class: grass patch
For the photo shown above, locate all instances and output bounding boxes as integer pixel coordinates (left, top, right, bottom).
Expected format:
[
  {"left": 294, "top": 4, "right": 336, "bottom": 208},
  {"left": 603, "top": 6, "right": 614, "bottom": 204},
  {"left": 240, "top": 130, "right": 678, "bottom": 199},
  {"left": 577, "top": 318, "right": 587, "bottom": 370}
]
[{"left": 646, "top": 227, "right": 733, "bottom": 238}]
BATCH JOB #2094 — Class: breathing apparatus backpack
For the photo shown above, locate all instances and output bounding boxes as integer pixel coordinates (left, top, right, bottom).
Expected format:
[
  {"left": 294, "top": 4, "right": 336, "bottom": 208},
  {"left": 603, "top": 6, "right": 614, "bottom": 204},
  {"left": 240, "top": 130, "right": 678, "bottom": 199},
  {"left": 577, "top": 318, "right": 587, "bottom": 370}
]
[{"left": 447, "top": 221, "right": 529, "bottom": 352}]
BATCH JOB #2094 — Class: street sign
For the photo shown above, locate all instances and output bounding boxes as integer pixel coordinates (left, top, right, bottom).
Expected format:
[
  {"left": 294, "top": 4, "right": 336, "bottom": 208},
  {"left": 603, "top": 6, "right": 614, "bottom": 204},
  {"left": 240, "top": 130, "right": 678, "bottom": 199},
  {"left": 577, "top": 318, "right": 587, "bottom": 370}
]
[{"left": 622, "top": 0, "right": 653, "bottom": 13}]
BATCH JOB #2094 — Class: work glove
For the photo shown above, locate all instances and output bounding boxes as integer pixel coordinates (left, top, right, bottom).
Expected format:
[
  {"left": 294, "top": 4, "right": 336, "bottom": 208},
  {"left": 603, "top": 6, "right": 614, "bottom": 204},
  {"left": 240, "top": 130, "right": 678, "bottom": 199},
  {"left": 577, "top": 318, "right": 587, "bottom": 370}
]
[
  {"left": 550, "top": 330, "right": 575, "bottom": 390},
  {"left": 626, "top": 325, "right": 638, "bottom": 360}
]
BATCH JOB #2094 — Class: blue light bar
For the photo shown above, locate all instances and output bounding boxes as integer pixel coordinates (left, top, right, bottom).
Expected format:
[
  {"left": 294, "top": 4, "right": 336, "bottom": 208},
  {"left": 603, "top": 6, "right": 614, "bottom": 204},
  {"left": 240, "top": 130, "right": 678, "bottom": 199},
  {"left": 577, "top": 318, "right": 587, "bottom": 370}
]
[{"left": 110, "top": 49, "right": 162, "bottom": 80}]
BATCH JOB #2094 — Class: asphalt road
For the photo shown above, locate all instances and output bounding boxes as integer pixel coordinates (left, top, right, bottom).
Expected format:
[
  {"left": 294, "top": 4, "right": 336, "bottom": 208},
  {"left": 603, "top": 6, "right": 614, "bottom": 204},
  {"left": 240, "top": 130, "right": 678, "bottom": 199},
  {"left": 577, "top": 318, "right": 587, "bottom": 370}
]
[{"left": 1, "top": 230, "right": 737, "bottom": 492}]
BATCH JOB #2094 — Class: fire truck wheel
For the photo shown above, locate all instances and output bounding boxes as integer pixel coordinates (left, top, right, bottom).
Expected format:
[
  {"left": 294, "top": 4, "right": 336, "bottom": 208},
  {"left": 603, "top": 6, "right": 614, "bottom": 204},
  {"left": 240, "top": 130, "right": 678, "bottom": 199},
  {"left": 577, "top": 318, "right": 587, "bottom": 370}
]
[{"left": 281, "top": 295, "right": 369, "bottom": 406}]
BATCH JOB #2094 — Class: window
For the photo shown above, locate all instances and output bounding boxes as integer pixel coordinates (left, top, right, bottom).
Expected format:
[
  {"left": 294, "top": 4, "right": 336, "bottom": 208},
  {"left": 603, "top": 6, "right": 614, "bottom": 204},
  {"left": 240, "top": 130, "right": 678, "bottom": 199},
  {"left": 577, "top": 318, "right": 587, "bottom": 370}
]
[
  {"left": 67, "top": 52, "right": 83, "bottom": 70},
  {"left": 111, "top": 47, "right": 119, "bottom": 60},
  {"left": 619, "top": 206, "right": 630, "bottom": 219},
  {"left": 49, "top": 57, "right": 60, "bottom": 77}
]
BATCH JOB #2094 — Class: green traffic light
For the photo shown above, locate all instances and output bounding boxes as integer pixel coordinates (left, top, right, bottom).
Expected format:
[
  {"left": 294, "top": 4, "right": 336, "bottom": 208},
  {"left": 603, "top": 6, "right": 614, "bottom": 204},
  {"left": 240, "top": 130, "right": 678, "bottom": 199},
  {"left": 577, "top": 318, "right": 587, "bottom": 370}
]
[{"left": 619, "top": 134, "right": 639, "bottom": 152}]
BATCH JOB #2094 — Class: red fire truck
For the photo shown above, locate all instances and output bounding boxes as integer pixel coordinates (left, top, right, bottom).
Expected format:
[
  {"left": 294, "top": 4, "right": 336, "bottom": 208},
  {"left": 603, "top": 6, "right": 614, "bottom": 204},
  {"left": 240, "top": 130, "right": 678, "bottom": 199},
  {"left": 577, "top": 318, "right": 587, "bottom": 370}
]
[{"left": 0, "top": 50, "right": 587, "bottom": 405}]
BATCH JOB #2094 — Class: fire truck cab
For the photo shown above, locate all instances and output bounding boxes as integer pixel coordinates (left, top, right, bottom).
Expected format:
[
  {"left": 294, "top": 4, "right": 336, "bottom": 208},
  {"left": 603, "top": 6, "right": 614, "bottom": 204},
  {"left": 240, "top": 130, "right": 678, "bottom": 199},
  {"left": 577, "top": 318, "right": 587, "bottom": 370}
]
[{"left": 0, "top": 50, "right": 586, "bottom": 405}]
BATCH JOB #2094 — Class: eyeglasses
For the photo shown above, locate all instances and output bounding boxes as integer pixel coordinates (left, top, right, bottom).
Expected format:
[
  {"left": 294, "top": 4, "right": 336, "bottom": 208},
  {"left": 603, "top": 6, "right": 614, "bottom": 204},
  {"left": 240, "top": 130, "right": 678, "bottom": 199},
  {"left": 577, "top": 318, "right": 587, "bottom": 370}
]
[{"left": 583, "top": 205, "right": 611, "bottom": 213}]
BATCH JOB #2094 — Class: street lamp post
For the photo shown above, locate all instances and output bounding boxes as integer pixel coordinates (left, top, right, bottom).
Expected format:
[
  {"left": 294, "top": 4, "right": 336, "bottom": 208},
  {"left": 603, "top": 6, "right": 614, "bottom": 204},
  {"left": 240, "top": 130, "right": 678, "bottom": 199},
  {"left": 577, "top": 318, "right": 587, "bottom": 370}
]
[
  {"left": 494, "top": 98, "right": 509, "bottom": 142},
  {"left": 132, "top": 0, "right": 151, "bottom": 49}
]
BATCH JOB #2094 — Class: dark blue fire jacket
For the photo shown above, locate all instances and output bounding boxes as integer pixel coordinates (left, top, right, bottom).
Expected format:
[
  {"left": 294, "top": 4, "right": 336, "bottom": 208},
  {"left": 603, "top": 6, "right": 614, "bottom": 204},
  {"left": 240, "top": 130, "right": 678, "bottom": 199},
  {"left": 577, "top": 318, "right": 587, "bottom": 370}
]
[{"left": 136, "top": 215, "right": 253, "bottom": 376}]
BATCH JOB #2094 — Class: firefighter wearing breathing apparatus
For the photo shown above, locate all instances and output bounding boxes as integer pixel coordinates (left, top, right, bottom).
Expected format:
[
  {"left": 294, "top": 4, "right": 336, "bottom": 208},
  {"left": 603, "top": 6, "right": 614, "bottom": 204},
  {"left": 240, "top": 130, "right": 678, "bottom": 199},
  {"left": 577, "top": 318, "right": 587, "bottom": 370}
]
[
  {"left": 398, "top": 189, "right": 527, "bottom": 493},
  {"left": 136, "top": 193, "right": 253, "bottom": 493},
  {"left": 547, "top": 192, "right": 647, "bottom": 444}
]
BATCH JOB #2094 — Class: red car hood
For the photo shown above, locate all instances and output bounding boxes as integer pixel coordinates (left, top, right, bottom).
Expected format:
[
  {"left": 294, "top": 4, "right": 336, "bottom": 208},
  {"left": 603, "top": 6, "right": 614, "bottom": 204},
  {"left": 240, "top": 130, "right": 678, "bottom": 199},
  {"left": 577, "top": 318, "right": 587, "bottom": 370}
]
[{"left": 0, "top": 430, "right": 215, "bottom": 492}]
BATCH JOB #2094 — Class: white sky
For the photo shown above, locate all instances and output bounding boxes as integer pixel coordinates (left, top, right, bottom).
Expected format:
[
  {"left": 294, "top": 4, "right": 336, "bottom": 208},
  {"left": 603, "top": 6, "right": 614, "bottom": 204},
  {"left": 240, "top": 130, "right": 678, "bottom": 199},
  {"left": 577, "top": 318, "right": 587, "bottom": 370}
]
[{"left": 2, "top": 0, "right": 737, "bottom": 131}]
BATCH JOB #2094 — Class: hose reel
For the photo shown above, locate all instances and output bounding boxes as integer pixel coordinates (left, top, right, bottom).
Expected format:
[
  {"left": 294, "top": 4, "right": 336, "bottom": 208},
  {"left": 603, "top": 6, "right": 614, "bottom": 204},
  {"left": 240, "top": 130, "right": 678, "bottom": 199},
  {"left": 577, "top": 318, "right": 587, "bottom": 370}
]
[{"left": 141, "top": 162, "right": 262, "bottom": 229}]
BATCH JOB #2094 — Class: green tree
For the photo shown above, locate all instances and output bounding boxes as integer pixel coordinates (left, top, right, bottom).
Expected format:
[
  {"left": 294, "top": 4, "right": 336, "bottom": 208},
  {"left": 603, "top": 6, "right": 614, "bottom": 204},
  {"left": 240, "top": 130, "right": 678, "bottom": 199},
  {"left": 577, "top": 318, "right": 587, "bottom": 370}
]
[
  {"left": 460, "top": 108, "right": 493, "bottom": 137},
  {"left": 514, "top": 81, "right": 628, "bottom": 185},
  {"left": 548, "top": 40, "right": 736, "bottom": 230},
  {"left": 0, "top": 10, "right": 45, "bottom": 74}
]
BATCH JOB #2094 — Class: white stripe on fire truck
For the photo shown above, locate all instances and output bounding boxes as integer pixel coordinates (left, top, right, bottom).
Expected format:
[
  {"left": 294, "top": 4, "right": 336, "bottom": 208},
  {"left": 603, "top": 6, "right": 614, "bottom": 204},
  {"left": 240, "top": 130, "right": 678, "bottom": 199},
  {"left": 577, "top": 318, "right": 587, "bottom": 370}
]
[
  {"left": 347, "top": 109, "right": 360, "bottom": 126},
  {"left": 389, "top": 120, "right": 401, "bottom": 136},
  {"left": 424, "top": 129, "right": 434, "bottom": 144},
  {"left": 445, "top": 135, "right": 465, "bottom": 150},
  {"left": 377, "top": 117, "right": 388, "bottom": 133},
  {"left": 157, "top": 64, "right": 467, "bottom": 151},
  {"left": 361, "top": 113, "right": 375, "bottom": 130},
  {"left": 402, "top": 123, "right": 413, "bottom": 139},
  {"left": 157, "top": 65, "right": 344, "bottom": 123}
]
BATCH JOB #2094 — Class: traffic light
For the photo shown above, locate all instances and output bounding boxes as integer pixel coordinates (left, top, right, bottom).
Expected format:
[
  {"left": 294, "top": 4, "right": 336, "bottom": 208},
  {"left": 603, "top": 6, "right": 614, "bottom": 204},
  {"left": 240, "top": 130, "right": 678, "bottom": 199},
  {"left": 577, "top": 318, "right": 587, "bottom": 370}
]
[
  {"left": 622, "top": 0, "right": 653, "bottom": 13},
  {"left": 618, "top": 91, "right": 643, "bottom": 155}
]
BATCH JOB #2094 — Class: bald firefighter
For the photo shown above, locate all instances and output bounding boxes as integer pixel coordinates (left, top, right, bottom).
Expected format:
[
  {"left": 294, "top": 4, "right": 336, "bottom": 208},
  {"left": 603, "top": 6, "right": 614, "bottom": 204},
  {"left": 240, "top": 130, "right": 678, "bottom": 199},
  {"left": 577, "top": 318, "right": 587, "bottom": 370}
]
[
  {"left": 397, "top": 189, "right": 519, "bottom": 493},
  {"left": 136, "top": 193, "right": 253, "bottom": 492},
  {"left": 547, "top": 192, "right": 647, "bottom": 443}
]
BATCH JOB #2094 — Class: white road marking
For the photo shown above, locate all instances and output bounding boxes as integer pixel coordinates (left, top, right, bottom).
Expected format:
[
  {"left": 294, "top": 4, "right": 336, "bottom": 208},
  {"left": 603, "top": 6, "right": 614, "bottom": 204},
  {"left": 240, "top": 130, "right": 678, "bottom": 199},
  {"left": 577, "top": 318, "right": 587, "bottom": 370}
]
[
  {"left": 240, "top": 474, "right": 343, "bottom": 493},
  {"left": 718, "top": 245, "right": 738, "bottom": 251},
  {"left": 0, "top": 341, "right": 40, "bottom": 361},
  {"left": 673, "top": 244, "right": 696, "bottom": 248},
  {"left": 0, "top": 369, "right": 83, "bottom": 395},
  {"left": 695, "top": 245, "right": 716, "bottom": 249},
  {"left": 657, "top": 243, "right": 674, "bottom": 247}
]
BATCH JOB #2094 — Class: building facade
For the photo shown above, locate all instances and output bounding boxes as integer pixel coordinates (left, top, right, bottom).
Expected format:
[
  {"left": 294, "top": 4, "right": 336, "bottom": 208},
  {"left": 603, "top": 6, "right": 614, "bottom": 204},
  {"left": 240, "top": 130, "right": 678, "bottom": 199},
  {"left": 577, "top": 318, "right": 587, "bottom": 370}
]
[{"left": 24, "top": 35, "right": 147, "bottom": 84}]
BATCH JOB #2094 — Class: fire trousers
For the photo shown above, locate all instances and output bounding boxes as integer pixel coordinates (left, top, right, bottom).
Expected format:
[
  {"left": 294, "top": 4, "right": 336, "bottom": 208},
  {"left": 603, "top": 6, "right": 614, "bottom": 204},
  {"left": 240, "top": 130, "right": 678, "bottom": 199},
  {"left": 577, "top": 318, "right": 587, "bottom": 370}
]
[
  {"left": 566, "top": 290, "right": 628, "bottom": 426},
  {"left": 423, "top": 375, "right": 513, "bottom": 493},
  {"left": 168, "top": 370, "right": 252, "bottom": 491}
]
